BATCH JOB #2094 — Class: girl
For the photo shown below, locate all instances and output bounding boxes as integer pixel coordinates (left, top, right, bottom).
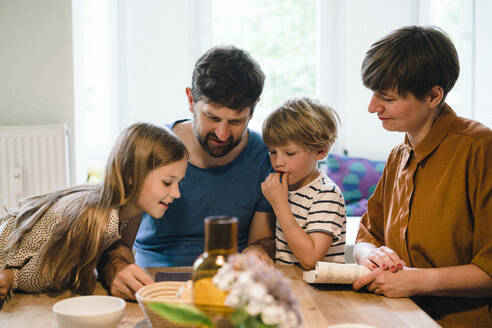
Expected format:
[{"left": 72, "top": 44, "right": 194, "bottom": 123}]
[{"left": 0, "top": 122, "right": 188, "bottom": 303}]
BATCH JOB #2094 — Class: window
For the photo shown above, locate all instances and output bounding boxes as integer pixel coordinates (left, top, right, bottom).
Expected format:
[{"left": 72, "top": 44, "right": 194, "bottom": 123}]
[
  {"left": 73, "top": 0, "right": 119, "bottom": 183},
  {"left": 422, "top": 0, "right": 474, "bottom": 119},
  {"left": 212, "top": 0, "right": 318, "bottom": 132},
  {"left": 73, "top": 0, "right": 490, "bottom": 179}
]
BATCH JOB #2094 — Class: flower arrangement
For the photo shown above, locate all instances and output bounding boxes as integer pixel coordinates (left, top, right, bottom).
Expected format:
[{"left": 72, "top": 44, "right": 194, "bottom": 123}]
[
  {"left": 213, "top": 254, "right": 301, "bottom": 328},
  {"left": 148, "top": 253, "right": 302, "bottom": 328}
]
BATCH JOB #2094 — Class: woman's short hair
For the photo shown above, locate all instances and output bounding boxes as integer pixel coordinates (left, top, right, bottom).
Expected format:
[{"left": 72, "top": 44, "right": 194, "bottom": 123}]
[
  {"left": 361, "top": 25, "right": 459, "bottom": 103},
  {"left": 263, "top": 97, "right": 339, "bottom": 152}
]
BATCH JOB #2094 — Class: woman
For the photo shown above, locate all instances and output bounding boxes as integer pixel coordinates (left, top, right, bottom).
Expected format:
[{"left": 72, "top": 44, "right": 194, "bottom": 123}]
[{"left": 352, "top": 26, "right": 492, "bottom": 327}]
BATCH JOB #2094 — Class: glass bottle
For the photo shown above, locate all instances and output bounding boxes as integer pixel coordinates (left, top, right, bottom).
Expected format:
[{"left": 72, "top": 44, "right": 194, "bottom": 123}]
[{"left": 192, "top": 215, "right": 238, "bottom": 316}]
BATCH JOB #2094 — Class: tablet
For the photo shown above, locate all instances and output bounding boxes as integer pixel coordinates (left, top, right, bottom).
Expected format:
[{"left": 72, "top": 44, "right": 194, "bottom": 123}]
[{"left": 155, "top": 271, "right": 192, "bottom": 282}]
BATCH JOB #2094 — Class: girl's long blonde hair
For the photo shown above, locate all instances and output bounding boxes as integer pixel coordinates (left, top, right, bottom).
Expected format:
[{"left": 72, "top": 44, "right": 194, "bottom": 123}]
[{"left": 2, "top": 123, "right": 187, "bottom": 294}]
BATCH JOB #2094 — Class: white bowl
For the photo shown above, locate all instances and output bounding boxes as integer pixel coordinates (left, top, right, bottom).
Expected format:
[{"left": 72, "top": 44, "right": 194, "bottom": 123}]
[{"left": 53, "top": 295, "right": 125, "bottom": 328}]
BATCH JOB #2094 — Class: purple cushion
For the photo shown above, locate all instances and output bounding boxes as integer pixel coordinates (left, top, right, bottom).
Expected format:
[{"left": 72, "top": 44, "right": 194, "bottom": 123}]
[{"left": 319, "top": 153, "right": 385, "bottom": 216}]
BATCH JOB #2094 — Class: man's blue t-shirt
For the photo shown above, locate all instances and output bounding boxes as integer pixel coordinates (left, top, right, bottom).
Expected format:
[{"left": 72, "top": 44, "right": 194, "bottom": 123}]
[{"left": 134, "top": 122, "right": 273, "bottom": 267}]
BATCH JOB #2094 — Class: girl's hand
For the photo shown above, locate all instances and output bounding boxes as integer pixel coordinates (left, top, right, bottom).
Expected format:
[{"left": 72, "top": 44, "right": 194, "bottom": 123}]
[
  {"left": 110, "top": 264, "right": 154, "bottom": 301},
  {"left": 0, "top": 269, "right": 14, "bottom": 301},
  {"left": 361, "top": 245, "right": 407, "bottom": 272},
  {"left": 261, "top": 172, "right": 289, "bottom": 208}
]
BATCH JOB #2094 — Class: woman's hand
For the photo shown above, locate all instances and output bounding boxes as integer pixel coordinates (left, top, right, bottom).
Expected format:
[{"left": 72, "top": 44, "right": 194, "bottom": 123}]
[
  {"left": 367, "top": 246, "right": 407, "bottom": 272},
  {"left": 261, "top": 172, "right": 289, "bottom": 209},
  {"left": 353, "top": 267, "right": 421, "bottom": 298},
  {"left": 358, "top": 244, "right": 406, "bottom": 272},
  {"left": 0, "top": 269, "right": 14, "bottom": 301}
]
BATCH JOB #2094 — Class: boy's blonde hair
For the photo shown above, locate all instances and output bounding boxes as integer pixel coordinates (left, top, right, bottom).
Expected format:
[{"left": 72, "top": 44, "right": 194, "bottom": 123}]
[{"left": 263, "top": 97, "right": 339, "bottom": 151}]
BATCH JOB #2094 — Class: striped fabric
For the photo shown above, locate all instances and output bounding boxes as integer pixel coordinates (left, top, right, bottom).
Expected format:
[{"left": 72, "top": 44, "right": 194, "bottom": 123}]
[{"left": 275, "top": 171, "right": 346, "bottom": 265}]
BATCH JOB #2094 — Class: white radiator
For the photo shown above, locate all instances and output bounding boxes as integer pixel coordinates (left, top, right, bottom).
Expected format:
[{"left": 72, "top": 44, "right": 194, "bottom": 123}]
[{"left": 0, "top": 125, "right": 70, "bottom": 211}]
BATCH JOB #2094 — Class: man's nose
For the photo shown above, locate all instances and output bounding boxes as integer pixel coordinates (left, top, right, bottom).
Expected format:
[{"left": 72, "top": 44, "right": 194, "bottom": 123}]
[{"left": 215, "top": 122, "right": 231, "bottom": 141}]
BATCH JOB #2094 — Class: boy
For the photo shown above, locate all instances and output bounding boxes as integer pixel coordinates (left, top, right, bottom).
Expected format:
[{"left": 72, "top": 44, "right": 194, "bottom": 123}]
[{"left": 261, "top": 97, "right": 346, "bottom": 270}]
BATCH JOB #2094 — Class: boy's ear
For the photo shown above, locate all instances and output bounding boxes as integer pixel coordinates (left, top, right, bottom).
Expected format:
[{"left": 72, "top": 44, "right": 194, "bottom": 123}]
[
  {"left": 427, "top": 85, "right": 444, "bottom": 108},
  {"left": 316, "top": 147, "right": 328, "bottom": 160}
]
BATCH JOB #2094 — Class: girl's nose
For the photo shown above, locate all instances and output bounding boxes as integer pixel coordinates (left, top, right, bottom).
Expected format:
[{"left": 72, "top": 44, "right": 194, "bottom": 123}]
[{"left": 171, "top": 183, "right": 181, "bottom": 199}]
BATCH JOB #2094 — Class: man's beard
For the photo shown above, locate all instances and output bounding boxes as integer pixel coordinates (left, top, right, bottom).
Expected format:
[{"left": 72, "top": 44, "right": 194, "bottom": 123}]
[{"left": 195, "top": 131, "right": 244, "bottom": 158}]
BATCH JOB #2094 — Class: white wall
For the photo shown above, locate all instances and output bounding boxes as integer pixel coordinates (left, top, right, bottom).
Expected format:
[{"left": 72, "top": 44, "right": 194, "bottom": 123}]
[
  {"left": 319, "top": 0, "right": 416, "bottom": 161},
  {"left": 474, "top": 0, "right": 492, "bottom": 128},
  {"left": 0, "top": 0, "right": 75, "bottom": 183}
]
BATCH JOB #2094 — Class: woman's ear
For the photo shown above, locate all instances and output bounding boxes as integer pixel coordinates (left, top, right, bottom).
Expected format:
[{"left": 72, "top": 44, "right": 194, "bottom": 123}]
[{"left": 427, "top": 85, "right": 444, "bottom": 108}]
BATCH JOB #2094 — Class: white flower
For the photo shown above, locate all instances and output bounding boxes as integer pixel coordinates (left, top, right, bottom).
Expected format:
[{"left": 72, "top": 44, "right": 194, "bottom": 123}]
[
  {"left": 245, "top": 301, "right": 263, "bottom": 316},
  {"left": 213, "top": 269, "right": 235, "bottom": 290},
  {"left": 286, "top": 310, "right": 300, "bottom": 328},
  {"left": 245, "top": 282, "right": 267, "bottom": 302},
  {"left": 263, "top": 294, "right": 274, "bottom": 305},
  {"left": 261, "top": 305, "right": 283, "bottom": 325},
  {"left": 225, "top": 292, "right": 241, "bottom": 308},
  {"left": 236, "top": 271, "right": 253, "bottom": 286}
]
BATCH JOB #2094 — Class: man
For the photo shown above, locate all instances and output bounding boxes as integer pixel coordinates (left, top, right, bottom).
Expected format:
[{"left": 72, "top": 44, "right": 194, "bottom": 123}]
[{"left": 97, "top": 46, "right": 275, "bottom": 300}]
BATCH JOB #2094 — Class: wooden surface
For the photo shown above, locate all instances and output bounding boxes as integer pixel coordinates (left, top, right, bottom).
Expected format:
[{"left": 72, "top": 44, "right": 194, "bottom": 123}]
[
  {"left": 0, "top": 266, "right": 439, "bottom": 328},
  {"left": 280, "top": 265, "right": 439, "bottom": 328}
]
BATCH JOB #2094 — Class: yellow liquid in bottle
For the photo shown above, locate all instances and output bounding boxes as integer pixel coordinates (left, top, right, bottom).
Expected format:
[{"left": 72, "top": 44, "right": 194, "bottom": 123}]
[{"left": 192, "top": 216, "right": 238, "bottom": 316}]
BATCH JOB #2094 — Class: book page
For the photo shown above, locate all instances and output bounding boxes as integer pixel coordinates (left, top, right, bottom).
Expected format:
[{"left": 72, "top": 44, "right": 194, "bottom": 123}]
[{"left": 303, "top": 262, "right": 371, "bottom": 284}]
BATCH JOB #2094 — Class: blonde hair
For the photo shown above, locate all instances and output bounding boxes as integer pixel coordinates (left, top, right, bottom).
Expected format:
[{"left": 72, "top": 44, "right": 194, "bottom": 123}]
[
  {"left": 263, "top": 97, "right": 339, "bottom": 151},
  {"left": 2, "top": 123, "right": 187, "bottom": 294}
]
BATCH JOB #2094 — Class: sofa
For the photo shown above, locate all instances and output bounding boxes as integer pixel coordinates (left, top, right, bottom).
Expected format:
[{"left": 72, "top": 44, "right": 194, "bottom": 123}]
[{"left": 319, "top": 153, "right": 385, "bottom": 263}]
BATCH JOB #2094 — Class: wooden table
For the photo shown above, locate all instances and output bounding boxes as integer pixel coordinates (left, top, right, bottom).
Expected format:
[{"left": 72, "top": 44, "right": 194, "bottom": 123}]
[{"left": 0, "top": 266, "right": 439, "bottom": 327}]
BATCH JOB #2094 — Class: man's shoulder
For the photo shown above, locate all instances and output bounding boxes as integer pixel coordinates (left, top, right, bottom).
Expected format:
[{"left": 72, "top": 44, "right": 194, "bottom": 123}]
[
  {"left": 245, "top": 129, "right": 269, "bottom": 156},
  {"left": 167, "top": 119, "right": 191, "bottom": 136},
  {"left": 236, "top": 130, "right": 270, "bottom": 170}
]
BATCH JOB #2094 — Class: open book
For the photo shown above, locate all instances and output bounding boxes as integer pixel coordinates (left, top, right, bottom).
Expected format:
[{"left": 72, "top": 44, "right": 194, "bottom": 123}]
[{"left": 303, "top": 262, "right": 371, "bottom": 284}]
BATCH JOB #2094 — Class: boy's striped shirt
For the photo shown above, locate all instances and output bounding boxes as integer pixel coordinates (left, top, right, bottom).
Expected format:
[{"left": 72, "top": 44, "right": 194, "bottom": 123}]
[{"left": 275, "top": 171, "right": 346, "bottom": 265}]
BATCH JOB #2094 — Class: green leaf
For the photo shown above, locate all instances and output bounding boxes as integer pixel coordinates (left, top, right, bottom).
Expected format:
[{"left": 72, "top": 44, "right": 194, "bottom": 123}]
[
  {"left": 244, "top": 316, "right": 275, "bottom": 328},
  {"left": 254, "top": 319, "right": 276, "bottom": 328},
  {"left": 231, "top": 309, "right": 276, "bottom": 328},
  {"left": 231, "top": 308, "right": 249, "bottom": 325},
  {"left": 147, "top": 302, "right": 214, "bottom": 327}
]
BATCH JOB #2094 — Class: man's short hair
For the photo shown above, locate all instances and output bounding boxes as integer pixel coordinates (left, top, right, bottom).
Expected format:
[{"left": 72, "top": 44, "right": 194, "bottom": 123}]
[
  {"left": 361, "top": 25, "right": 459, "bottom": 103},
  {"left": 191, "top": 45, "right": 265, "bottom": 114},
  {"left": 263, "top": 97, "right": 339, "bottom": 152}
]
